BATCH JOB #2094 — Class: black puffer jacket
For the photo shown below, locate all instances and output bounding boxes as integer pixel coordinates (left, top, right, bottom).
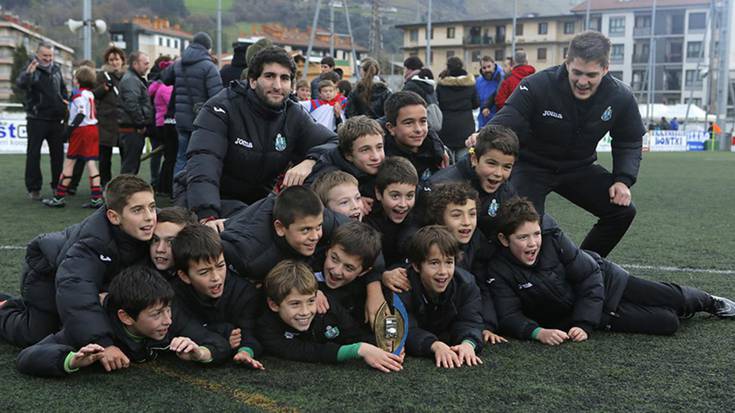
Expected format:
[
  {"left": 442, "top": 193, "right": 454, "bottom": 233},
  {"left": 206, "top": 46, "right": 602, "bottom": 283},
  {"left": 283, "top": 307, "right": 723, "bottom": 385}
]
[
  {"left": 399, "top": 267, "right": 484, "bottom": 357},
  {"left": 381, "top": 120, "right": 446, "bottom": 183},
  {"left": 185, "top": 81, "right": 337, "bottom": 219},
  {"left": 117, "top": 67, "right": 154, "bottom": 128},
  {"left": 219, "top": 47, "right": 247, "bottom": 85},
  {"left": 220, "top": 196, "right": 347, "bottom": 282},
  {"left": 40, "top": 208, "right": 150, "bottom": 348},
  {"left": 436, "top": 72, "right": 479, "bottom": 149},
  {"left": 161, "top": 43, "right": 223, "bottom": 132},
  {"left": 490, "top": 64, "right": 645, "bottom": 187},
  {"left": 305, "top": 147, "right": 377, "bottom": 198},
  {"left": 346, "top": 82, "right": 391, "bottom": 119},
  {"left": 488, "top": 222, "right": 628, "bottom": 339},
  {"left": 16, "top": 60, "right": 68, "bottom": 121},
  {"left": 402, "top": 76, "right": 437, "bottom": 105}
]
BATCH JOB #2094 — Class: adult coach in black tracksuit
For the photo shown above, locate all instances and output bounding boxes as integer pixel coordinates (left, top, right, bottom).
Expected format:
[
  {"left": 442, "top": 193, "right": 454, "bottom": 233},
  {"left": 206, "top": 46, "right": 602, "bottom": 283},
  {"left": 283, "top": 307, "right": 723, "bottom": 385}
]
[
  {"left": 183, "top": 46, "right": 337, "bottom": 220},
  {"left": 489, "top": 31, "right": 645, "bottom": 257}
]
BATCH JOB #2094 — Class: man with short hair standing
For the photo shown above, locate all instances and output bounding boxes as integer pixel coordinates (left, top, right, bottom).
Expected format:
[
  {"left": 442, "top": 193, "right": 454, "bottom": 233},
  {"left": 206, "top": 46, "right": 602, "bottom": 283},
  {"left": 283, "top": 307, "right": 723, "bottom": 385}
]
[
  {"left": 117, "top": 51, "right": 153, "bottom": 175},
  {"left": 475, "top": 56, "right": 504, "bottom": 128},
  {"left": 489, "top": 31, "right": 645, "bottom": 257},
  {"left": 16, "top": 42, "right": 68, "bottom": 200}
]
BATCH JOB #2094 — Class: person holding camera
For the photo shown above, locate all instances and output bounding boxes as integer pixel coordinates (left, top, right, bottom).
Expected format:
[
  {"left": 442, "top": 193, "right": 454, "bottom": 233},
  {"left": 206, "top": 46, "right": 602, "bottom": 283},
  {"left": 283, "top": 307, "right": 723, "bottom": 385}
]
[
  {"left": 117, "top": 51, "right": 153, "bottom": 175},
  {"left": 92, "top": 46, "right": 126, "bottom": 188}
]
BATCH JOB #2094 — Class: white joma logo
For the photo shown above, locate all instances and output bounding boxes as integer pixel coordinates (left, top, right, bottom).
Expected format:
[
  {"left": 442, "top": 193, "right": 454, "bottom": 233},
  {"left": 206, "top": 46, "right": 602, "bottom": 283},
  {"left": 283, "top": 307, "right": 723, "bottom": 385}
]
[
  {"left": 542, "top": 110, "right": 563, "bottom": 119},
  {"left": 519, "top": 85, "right": 528, "bottom": 91},
  {"left": 234, "top": 138, "right": 253, "bottom": 148},
  {"left": 213, "top": 106, "right": 226, "bottom": 114},
  {"left": 99, "top": 254, "right": 112, "bottom": 262}
]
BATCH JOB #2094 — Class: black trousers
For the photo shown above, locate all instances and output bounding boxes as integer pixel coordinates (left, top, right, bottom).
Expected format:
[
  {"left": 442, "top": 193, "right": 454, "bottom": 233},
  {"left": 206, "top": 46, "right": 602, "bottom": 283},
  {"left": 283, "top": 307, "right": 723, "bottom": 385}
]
[
  {"left": 68, "top": 159, "right": 85, "bottom": 191},
  {"left": 0, "top": 276, "right": 59, "bottom": 348},
  {"left": 25, "top": 118, "right": 65, "bottom": 193},
  {"left": 156, "top": 124, "right": 178, "bottom": 195},
  {"left": 119, "top": 131, "right": 144, "bottom": 175},
  {"left": 510, "top": 161, "right": 637, "bottom": 257},
  {"left": 606, "top": 276, "right": 713, "bottom": 335}
]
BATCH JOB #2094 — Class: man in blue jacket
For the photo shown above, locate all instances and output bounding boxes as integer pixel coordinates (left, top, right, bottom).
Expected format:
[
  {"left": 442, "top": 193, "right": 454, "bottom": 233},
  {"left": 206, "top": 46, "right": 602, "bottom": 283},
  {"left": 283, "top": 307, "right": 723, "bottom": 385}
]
[{"left": 475, "top": 56, "right": 504, "bottom": 128}]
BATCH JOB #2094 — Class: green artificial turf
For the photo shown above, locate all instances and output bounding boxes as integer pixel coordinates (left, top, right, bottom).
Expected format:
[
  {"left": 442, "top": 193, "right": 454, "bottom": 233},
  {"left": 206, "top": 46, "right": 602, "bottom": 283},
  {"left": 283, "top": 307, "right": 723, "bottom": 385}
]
[{"left": 0, "top": 152, "right": 734, "bottom": 412}]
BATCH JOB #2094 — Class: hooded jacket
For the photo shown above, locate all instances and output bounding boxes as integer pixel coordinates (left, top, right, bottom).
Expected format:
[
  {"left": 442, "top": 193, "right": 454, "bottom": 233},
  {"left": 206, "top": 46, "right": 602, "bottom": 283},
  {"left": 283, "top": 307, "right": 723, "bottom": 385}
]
[
  {"left": 491, "top": 64, "right": 645, "bottom": 187},
  {"left": 16, "top": 60, "right": 68, "bottom": 121},
  {"left": 436, "top": 72, "right": 479, "bottom": 149},
  {"left": 402, "top": 76, "right": 437, "bottom": 105},
  {"left": 219, "top": 46, "right": 247, "bottom": 86},
  {"left": 495, "top": 64, "right": 536, "bottom": 110},
  {"left": 304, "top": 146, "right": 377, "bottom": 198},
  {"left": 184, "top": 81, "right": 338, "bottom": 219},
  {"left": 161, "top": 43, "right": 223, "bottom": 131},
  {"left": 346, "top": 81, "right": 391, "bottom": 119}
]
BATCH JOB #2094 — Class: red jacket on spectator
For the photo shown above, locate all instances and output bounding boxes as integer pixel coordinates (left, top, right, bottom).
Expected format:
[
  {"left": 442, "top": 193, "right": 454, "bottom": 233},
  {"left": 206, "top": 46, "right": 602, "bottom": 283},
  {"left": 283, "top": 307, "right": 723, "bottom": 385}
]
[{"left": 495, "top": 64, "right": 536, "bottom": 110}]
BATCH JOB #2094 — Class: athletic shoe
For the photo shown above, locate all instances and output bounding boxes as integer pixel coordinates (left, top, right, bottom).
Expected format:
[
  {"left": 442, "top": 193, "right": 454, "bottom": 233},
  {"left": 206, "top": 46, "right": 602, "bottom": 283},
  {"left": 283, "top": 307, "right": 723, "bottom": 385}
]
[
  {"left": 28, "top": 191, "right": 41, "bottom": 201},
  {"left": 67, "top": 188, "right": 77, "bottom": 196},
  {"left": 42, "top": 197, "right": 66, "bottom": 208},
  {"left": 710, "top": 295, "right": 735, "bottom": 318},
  {"left": 81, "top": 198, "right": 104, "bottom": 209}
]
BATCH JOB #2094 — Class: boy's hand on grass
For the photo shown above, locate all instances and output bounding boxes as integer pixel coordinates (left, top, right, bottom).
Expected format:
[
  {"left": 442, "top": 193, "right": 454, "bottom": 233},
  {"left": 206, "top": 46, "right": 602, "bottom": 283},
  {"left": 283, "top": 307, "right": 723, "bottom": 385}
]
[
  {"left": 358, "top": 343, "right": 403, "bottom": 373},
  {"left": 382, "top": 268, "right": 410, "bottom": 293},
  {"left": 568, "top": 327, "right": 588, "bottom": 342},
  {"left": 233, "top": 351, "right": 265, "bottom": 370},
  {"left": 536, "top": 328, "right": 569, "bottom": 346},
  {"left": 100, "top": 345, "right": 130, "bottom": 372},
  {"left": 229, "top": 328, "right": 242, "bottom": 349},
  {"left": 315, "top": 290, "right": 330, "bottom": 314},
  {"left": 69, "top": 344, "right": 106, "bottom": 370},
  {"left": 482, "top": 329, "right": 508, "bottom": 345},
  {"left": 170, "top": 337, "right": 209, "bottom": 362},
  {"left": 431, "top": 341, "right": 460, "bottom": 369},
  {"left": 451, "top": 342, "right": 483, "bottom": 367}
]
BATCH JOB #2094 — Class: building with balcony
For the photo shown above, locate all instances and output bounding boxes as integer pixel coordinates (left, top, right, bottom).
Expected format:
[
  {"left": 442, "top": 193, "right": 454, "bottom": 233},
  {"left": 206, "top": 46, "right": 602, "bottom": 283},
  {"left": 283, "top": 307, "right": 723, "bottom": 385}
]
[
  {"left": 110, "top": 16, "right": 192, "bottom": 60},
  {"left": 396, "top": 0, "right": 583, "bottom": 76},
  {"left": 0, "top": 13, "right": 74, "bottom": 102}
]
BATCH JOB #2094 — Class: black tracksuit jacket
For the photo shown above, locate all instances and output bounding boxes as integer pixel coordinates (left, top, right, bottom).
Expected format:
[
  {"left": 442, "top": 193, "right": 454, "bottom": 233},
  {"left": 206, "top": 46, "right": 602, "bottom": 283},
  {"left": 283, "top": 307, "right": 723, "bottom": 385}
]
[
  {"left": 305, "top": 147, "right": 377, "bottom": 199},
  {"left": 171, "top": 272, "right": 263, "bottom": 356},
  {"left": 220, "top": 196, "right": 347, "bottom": 282},
  {"left": 185, "top": 81, "right": 337, "bottom": 219},
  {"left": 380, "top": 119, "right": 446, "bottom": 182},
  {"left": 488, "top": 223, "right": 629, "bottom": 339},
  {"left": 490, "top": 64, "right": 645, "bottom": 188},
  {"left": 256, "top": 301, "right": 373, "bottom": 363},
  {"left": 16, "top": 299, "right": 231, "bottom": 377},
  {"left": 399, "top": 267, "right": 484, "bottom": 358}
]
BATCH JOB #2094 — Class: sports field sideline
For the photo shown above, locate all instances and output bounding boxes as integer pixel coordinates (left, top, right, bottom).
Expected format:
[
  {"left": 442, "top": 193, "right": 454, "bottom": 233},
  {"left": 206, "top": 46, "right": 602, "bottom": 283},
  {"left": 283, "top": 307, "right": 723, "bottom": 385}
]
[{"left": 1, "top": 152, "right": 733, "bottom": 412}]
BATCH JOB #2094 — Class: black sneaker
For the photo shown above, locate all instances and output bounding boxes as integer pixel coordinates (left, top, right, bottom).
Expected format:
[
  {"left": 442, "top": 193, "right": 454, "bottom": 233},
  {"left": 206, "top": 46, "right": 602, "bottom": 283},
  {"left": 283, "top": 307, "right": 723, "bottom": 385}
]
[
  {"left": 42, "top": 197, "right": 66, "bottom": 208},
  {"left": 710, "top": 295, "right": 735, "bottom": 318},
  {"left": 81, "top": 198, "right": 104, "bottom": 209},
  {"left": 67, "top": 188, "right": 77, "bottom": 196}
]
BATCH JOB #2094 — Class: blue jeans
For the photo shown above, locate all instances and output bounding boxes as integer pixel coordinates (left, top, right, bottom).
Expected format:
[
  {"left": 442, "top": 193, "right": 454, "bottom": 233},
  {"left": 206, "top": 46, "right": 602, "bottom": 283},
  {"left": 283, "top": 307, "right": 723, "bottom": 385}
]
[{"left": 174, "top": 128, "right": 191, "bottom": 176}]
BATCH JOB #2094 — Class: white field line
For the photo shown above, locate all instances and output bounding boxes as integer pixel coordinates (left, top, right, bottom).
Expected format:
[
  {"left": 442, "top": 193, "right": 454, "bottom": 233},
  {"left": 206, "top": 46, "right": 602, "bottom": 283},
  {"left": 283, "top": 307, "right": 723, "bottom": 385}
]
[{"left": 2, "top": 244, "right": 733, "bottom": 274}]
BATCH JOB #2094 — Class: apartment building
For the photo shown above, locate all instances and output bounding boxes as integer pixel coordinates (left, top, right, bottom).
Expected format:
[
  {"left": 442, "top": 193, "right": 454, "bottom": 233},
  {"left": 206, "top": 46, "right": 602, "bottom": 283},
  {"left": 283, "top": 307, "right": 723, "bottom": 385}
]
[{"left": 110, "top": 16, "right": 192, "bottom": 60}]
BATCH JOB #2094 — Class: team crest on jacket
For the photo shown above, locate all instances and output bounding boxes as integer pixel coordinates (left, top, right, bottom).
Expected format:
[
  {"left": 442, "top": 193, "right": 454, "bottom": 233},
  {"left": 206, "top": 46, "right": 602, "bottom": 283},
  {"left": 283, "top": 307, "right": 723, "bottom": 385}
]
[
  {"left": 324, "top": 325, "right": 340, "bottom": 339},
  {"left": 601, "top": 106, "right": 613, "bottom": 121},
  {"left": 274, "top": 133, "right": 287, "bottom": 151},
  {"left": 488, "top": 199, "right": 499, "bottom": 217}
]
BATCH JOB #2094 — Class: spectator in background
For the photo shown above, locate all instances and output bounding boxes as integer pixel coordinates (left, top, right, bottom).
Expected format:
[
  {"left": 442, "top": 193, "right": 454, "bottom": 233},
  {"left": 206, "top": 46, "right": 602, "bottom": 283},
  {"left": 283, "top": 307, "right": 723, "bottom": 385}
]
[
  {"left": 495, "top": 51, "right": 535, "bottom": 110},
  {"left": 295, "top": 79, "right": 312, "bottom": 102},
  {"left": 437, "top": 56, "right": 479, "bottom": 161},
  {"left": 346, "top": 57, "right": 391, "bottom": 119},
  {"left": 117, "top": 51, "right": 153, "bottom": 175},
  {"left": 146, "top": 56, "right": 170, "bottom": 189},
  {"left": 476, "top": 56, "right": 504, "bottom": 128},
  {"left": 220, "top": 43, "right": 247, "bottom": 85},
  {"left": 403, "top": 56, "right": 423, "bottom": 83},
  {"left": 669, "top": 117, "right": 679, "bottom": 131},
  {"left": 311, "top": 56, "right": 336, "bottom": 99},
  {"left": 148, "top": 57, "right": 177, "bottom": 196},
  {"left": 161, "top": 32, "right": 223, "bottom": 175},
  {"left": 240, "top": 38, "right": 274, "bottom": 80},
  {"left": 334, "top": 67, "right": 344, "bottom": 80},
  {"left": 337, "top": 79, "right": 352, "bottom": 98},
  {"left": 16, "top": 41, "right": 68, "bottom": 201},
  {"left": 659, "top": 117, "right": 670, "bottom": 131},
  {"left": 403, "top": 68, "right": 442, "bottom": 132},
  {"left": 92, "top": 46, "right": 126, "bottom": 189}
]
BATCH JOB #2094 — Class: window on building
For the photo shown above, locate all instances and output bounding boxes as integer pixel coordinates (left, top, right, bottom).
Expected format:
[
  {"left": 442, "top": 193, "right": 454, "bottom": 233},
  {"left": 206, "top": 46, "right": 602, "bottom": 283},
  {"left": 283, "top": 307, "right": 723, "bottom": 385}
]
[
  {"left": 685, "top": 70, "right": 703, "bottom": 87},
  {"left": 447, "top": 27, "right": 455, "bottom": 39},
  {"left": 471, "top": 50, "right": 481, "bottom": 62},
  {"left": 516, "top": 23, "right": 523, "bottom": 36},
  {"left": 538, "top": 22, "right": 548, "bottom": 35},
  {"left": 635, "top": 15, "right": 651, "bottom": 30},
  {"left": 495, "top": 49, "right": 505, "bottom": 61},
  {"left": 611, "top": 44, "right": 624, "bottom": 63},
  {"left": 632, "top": 70, "right": 646, "bottom": 91},
  {"left": 446, "top": 50, "right": 455, "bottom": 59},
  {"left": 166, "top": 38, "right": 171, "bottom": 47},
  {"left": 537, "top": 48, "right": 547, "bottom": 60},
  {"left": 685, "top": 97, "right": 702, "bottom": 106},
  {"left": 609, "top": 17, "right": 625, "bottom": 35},
  {"left": 589, "top": 17, "right": 602, "bottom": 31},
  {"left": 175, "top": 39, "right": 179, "bottom": 48},
  {"left": 609, "top": 71, "right": 623, "bottom": 81},
  {"left": 688, "top": 12, "right": 706, "bottom": 30},
  {"left": 410, "top": 29, "right": 418, "bottom": 42},
  {"left": 430, "top": 28, "right": 434, "bottom": 40},
  {"left": 564, "top": 21, "right": 575, "bottom": 34},
  {"left": 664, "top": 69, "right": 681, "bottom": 90},
  {"left": 686, "top": 41, "right": 702, "bottom": 59},
  {"left": 158, "top": 36, "right": 163, "bottom": 46}
]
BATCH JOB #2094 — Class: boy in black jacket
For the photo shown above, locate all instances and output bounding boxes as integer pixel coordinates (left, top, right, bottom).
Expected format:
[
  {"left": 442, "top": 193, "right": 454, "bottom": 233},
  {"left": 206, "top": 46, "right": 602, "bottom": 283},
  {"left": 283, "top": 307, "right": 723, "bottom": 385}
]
[
  {"left": 490, "top": 198, "right": 735, "bottom": 345},
  {"left": 0, "top": 175, "right": 156, "bottom": 365},
  {"left": 256, "top": 260, "right": 403, "bottom": 372},
  {"left": 382, "top": 91, "right": 447, "bottom": 182},
  {"left": 399, "top": 226, "right": 484, "bottom": 368},
  {"left": 150, "top": 207, "right": 197, "bottom": 279},
  {"left": 422, "top": 182, "right": 506, "bottom": 345},
  {"left": 16, "top": 266, "right": 230, "bottom": 377},
  {"left": 171, "top": 224, "right": 264, "bottom": 369}
]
